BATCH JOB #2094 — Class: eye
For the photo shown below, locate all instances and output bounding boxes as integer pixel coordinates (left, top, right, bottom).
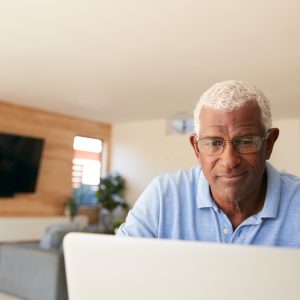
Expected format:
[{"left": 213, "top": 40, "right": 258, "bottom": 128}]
[
  {"left": 235, "top": 138, "right": 255, "bottom": 145},
  {"left": 207, "top": 139, "right": 224, "bottom": 147}
]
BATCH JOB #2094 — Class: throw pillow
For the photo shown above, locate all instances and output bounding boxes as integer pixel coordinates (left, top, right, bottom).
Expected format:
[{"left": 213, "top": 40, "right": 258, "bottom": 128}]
[{"left": 39, "top": 222, "right": 79, "bottom": 250}]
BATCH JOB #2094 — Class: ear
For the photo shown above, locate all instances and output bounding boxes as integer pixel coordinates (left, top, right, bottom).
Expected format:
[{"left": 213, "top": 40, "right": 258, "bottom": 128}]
[
  {"left": 266, "top": 128, "right": 279, "bottom": 160},
  {"left": 189, "top": 134, "right": 200, "bottom": 159}
]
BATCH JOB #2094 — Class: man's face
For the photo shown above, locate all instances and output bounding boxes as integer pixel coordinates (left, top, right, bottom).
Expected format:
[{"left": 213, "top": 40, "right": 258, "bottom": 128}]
[{"left": 190, "top": 103, "right": 279, "bottom": 204}]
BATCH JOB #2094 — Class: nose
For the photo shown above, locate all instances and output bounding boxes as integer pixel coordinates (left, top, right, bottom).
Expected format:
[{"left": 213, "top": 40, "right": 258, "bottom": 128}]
[{"left": 220, "top": 141, "right": 241, "bottom": 170}]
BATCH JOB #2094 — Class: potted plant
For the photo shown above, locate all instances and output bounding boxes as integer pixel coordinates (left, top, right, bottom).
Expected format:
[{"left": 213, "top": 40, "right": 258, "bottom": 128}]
[
  {"left": 64, "top": 195, "right": 80, "bottom": 220},
  {"left": 96, "top": 173, "right": 128, "bottom": 233}
]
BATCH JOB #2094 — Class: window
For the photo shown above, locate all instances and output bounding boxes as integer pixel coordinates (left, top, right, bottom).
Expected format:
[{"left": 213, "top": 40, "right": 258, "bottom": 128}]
[{"left": 72, "top": 136, "right": 102, "bottom": 206}]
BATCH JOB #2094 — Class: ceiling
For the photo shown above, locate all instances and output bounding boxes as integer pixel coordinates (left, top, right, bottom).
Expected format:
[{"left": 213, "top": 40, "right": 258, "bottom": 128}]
[{"left": 0, "top": 0, "right": 299, "bottom": 124}]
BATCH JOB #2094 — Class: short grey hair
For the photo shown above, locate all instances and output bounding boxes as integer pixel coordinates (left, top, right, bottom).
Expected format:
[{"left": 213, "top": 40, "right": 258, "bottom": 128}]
[{"left": 193, "top": 80, "right": 272, "bottom": 136}]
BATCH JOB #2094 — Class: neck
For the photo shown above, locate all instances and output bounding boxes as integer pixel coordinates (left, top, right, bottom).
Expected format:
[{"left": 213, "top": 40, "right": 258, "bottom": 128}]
[{"left": 213, "top": 172, "right": 267, "bottom": 230}]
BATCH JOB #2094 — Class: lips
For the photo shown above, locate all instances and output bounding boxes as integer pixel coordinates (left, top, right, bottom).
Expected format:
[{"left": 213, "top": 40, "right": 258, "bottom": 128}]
[{"left": 218, "top": 172, "right": 247, "bottom": 181}]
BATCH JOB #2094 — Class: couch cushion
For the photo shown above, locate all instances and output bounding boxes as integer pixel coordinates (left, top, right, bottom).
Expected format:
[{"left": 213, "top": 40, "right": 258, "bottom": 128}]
[
  {"left": 0, "top": 242, "right": 68, "bottom": 300},
  {"left": 40, "top": 222, "right": 79, "bottom": 250}
]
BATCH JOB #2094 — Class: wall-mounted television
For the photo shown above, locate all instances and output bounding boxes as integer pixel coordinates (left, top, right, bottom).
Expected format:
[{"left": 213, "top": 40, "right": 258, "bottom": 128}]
[{"left": 0, "top": 132, "right": 45, "bottom": 197}]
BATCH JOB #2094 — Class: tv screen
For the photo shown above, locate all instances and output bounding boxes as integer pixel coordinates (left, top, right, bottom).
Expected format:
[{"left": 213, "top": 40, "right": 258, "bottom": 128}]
[{"left": 0, "top": 132, "right": 45, "bottom": 197}]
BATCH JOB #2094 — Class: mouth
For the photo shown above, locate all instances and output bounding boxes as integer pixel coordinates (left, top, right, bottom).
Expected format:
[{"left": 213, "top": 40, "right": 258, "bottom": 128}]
[{"left": 218, "top": 172, "right": 247, "bottom": 182}]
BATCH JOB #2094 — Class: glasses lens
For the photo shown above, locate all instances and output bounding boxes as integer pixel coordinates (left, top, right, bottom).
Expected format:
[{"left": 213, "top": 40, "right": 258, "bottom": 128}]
[
  {"left": 198, "top": 138, "right": 224, "bottom": 155},
  {"left": 197, "top": 135, "right": 265, "bottom": 155},
  {"left": 233, "top": 136, "right": 262, "bottom": 153}
]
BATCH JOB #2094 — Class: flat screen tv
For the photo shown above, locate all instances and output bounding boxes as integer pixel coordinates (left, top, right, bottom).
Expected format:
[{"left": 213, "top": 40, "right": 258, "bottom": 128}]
[{"left": 0, "top": 132, "right": 45, "bottom": 197}]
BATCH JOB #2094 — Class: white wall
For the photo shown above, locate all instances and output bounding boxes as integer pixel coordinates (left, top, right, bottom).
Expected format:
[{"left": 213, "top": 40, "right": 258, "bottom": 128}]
[
  {"left": 270, "top": 118, "right": 300, "bottom": 176},
  {"left": 111, "top": 118, "right": 300, "bottom": 207},
  {"left": 111, "top": 119, "right": 197, "bottom": 206}
]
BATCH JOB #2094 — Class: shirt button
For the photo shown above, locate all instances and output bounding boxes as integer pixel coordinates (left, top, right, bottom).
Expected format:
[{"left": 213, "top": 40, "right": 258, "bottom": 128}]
[{"left": 223, "top": 228, "right": 229, "bottom": 235}]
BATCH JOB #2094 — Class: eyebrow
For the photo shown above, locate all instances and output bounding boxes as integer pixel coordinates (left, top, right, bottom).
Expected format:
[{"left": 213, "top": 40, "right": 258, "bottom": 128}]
[
  {"left": 199, "top": 132, "right": 260, "bottom": 139},
  {"left": 198, "top": 135, "right": 223, "bottom": 139}
]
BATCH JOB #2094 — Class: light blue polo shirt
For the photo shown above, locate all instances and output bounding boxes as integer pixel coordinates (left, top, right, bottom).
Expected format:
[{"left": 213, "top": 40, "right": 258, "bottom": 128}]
[{"left": 117, "top": 162, "right": 300, "bottom": 248}]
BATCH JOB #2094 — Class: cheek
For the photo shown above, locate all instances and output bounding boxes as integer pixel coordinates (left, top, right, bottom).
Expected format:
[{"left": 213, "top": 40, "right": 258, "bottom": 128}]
[
  {"left": 198, "top": 156, "right": 218, "bottom": 177},
  {"left": 245, "top": 154, "right": 266, "bottom": 173},
  {"left": 253, "top": 158, "right": 266, "bottom": 176}
]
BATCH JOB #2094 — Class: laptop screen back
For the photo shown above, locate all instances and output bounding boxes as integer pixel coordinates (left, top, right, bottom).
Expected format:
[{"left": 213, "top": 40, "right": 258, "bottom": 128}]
[{"left": 64, "top": 233, "right": 300, "bottom": 300}]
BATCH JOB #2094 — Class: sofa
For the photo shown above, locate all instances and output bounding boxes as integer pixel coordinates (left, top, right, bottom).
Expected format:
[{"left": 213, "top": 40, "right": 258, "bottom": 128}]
[
  {"left": 0, "top": 216, "right": 92, "bottom": 300},
  {"left": 0, "top": 242, "right": 67, "bottom": 300}
]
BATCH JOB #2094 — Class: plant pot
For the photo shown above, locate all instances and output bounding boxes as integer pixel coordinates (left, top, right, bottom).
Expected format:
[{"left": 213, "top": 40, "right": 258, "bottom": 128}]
[{"left": 99, "top": 206, "right": 128, "bottom": 234}]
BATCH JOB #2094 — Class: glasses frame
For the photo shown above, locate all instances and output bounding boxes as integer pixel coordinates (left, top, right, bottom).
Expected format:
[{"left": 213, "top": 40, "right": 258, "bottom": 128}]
[{"left": 194, "top": 131, "right": 270, "bottom": 155}]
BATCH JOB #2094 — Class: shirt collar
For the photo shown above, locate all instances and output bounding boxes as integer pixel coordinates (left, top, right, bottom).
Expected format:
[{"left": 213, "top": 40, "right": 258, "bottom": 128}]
[
  {"left": 196, "top": 168, "right": 214, "bottom": 209},
  {"left": 195, "top": 162, "right": 281, "bottom": 219},
  {"left": 258, "top": 162, "right": 281, "bottom": 219}
]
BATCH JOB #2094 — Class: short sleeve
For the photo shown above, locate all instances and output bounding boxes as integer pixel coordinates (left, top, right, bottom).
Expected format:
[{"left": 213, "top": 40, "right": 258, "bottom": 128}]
[{"left": 116, "top": 178, "right": 161, "bottom": 237}]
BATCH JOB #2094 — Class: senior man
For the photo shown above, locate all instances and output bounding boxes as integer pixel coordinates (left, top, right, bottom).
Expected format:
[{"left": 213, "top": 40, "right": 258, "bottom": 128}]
[{"left": 117, "top": 80, "right": 300, "bottom": 248}]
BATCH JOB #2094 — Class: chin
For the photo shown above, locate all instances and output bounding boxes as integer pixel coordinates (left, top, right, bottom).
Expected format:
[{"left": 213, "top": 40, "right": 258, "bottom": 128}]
[{"left": 215, "top": 186, "right": 246, "bottom": 203}]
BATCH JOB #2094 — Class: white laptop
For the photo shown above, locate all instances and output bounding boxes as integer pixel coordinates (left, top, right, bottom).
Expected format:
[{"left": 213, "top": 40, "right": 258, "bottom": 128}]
[{"left": 63, "top": 232, "right": 300, "bottom": 300}]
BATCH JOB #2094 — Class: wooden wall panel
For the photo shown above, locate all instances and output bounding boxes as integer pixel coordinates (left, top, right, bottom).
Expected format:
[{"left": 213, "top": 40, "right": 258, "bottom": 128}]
[{"left": 0, "top": 100, "right": 111, "bottom": 216}]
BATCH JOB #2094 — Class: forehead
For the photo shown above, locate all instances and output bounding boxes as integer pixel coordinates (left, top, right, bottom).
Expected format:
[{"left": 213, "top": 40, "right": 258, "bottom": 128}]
[{"left": 199, "top": 103, "right": 264, "bottom": 135}]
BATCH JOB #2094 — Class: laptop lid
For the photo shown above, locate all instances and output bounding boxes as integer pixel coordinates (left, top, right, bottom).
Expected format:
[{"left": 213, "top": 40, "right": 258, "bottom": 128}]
[{"left": 64, "top": 232, "right": 300, "bottom": 300}]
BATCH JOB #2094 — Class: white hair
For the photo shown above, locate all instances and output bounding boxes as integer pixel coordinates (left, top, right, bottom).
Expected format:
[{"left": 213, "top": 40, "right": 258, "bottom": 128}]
[{"left": 193, "top": 80, "right": 272, "bottom": 136}]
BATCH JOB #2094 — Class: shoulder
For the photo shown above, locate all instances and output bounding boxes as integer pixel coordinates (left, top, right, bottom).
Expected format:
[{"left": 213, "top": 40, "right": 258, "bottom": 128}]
[
  {"left": 280, "top": 171, "right": 300, "bottom": 197},
  {"left": 267, "top": 162, "right": 300, "bottom": 199},
  {"left": 280, "top": 171, "right": 300, "bottom": 185},
  {"left": 117, "top": 166, "right": 202, "bottom": 237},
  {"left": 134, "top": 165, "right": 202, "bottom": 212},
  {"left": 151, "top": 165, "right": 202, "bottom": 190}
]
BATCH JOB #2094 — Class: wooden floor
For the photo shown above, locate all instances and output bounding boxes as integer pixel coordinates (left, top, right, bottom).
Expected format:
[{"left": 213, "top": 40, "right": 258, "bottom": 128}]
[{"left": 0, "top": 293, "right": 22, "bottom": 300}]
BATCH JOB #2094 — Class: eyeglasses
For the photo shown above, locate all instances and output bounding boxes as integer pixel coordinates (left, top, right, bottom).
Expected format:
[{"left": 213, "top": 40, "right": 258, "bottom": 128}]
[{"left": 194, "top": 132, "right": 269, "bottom": 155}]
